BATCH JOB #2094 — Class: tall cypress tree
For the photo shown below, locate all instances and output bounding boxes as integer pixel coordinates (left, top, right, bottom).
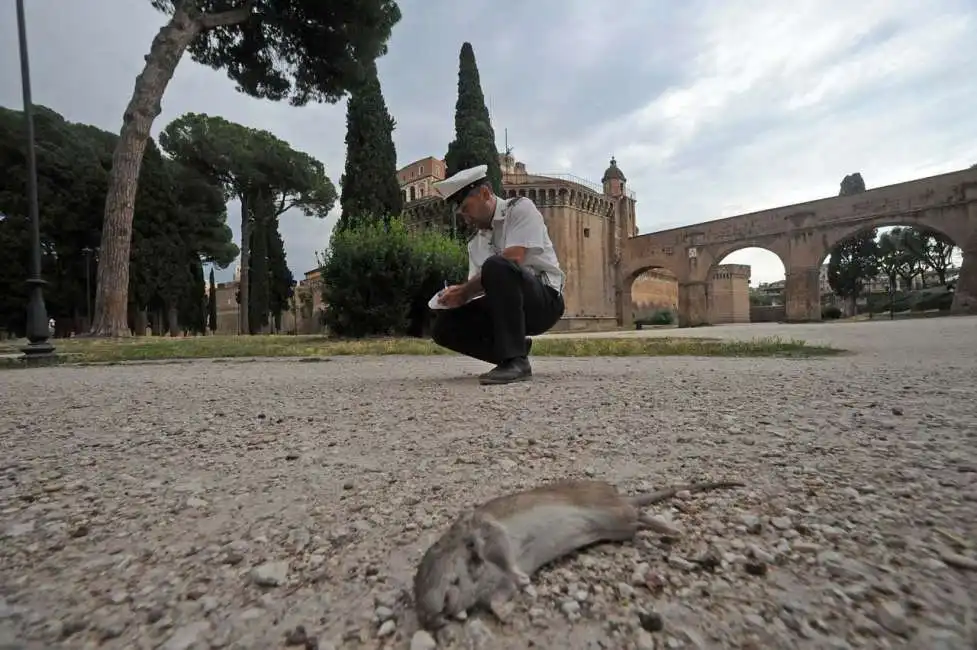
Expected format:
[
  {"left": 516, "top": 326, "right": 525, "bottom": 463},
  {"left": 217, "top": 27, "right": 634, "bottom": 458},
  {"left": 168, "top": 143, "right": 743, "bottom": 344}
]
[
  {"left": 336, "top": 60, "right": 403, "bottom": 232},
  {"left": 267, "top": 222, "right": 294, "bottom": 332},
  {"left": 207, "top": 266, "right": 218, "bottom": 333},
  {"left": 444, "top": 42, "right": 503, "bottom": 196},
  {"left": 248, "top": 203, "right": 272, "bottom": 334}
]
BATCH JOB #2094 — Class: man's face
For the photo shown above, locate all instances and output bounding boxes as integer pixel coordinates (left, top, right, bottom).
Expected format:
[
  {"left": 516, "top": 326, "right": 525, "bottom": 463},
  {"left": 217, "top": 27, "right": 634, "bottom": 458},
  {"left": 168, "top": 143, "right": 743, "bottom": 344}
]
[{"left": 452, "top": 185, "right": 494, "bottom": 229}]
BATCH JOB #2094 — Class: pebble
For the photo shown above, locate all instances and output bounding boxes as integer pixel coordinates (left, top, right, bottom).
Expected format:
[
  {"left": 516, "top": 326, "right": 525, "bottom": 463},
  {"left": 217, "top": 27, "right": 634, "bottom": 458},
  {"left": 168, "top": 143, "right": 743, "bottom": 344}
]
[
  {"left": 410, "top": 630, "right": 438, "bottom": 649},
  {"left": 377, "top": 619, "right": 396, "bottom": 637},
  {"left": 874, "top": 600, "right": 910, "bottom": 636},
  {"left": 771, "top": 516, "right": 792, "bottom": 530},
  {"left": 250, "top": 560, "right": 289, "bottom": 587},
  {"left": 161, "top": 621, "right": 211, "bottom": 650}
]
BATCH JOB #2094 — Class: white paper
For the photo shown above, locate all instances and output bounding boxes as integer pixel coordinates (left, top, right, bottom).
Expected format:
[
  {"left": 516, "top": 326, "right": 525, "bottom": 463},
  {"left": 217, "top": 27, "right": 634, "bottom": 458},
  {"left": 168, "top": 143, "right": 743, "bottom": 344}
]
[{"left": 428, "top": 289, "right": 485, "bottom": 310}]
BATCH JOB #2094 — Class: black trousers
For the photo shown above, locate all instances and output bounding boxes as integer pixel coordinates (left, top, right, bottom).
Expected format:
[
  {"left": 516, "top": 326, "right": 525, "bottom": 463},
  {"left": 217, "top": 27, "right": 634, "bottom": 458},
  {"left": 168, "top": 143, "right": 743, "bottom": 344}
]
[{"left": 431, "top": 254, "right": 565, "bottom": 365}]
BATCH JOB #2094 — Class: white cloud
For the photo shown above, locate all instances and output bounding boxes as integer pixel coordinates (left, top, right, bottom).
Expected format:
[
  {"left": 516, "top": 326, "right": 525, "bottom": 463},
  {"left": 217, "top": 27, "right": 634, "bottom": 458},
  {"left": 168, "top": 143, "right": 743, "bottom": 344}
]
[{"left": 554, "top": 0, "right": 976, "bottom": 284}]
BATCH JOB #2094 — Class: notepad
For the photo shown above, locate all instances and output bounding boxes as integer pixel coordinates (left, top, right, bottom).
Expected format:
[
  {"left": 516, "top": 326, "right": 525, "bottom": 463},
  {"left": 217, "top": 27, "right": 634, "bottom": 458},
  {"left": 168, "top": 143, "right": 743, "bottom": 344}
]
[{"left": 428, "top": 290, "right": 485, "bottom": 310}]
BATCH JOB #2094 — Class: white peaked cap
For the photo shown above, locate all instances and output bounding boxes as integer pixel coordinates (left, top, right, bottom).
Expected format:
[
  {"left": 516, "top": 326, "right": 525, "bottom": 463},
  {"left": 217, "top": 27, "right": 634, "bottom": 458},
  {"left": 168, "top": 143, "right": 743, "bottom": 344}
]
[{"left": 433, "top": 164, "right": 488, "bottom": 201}]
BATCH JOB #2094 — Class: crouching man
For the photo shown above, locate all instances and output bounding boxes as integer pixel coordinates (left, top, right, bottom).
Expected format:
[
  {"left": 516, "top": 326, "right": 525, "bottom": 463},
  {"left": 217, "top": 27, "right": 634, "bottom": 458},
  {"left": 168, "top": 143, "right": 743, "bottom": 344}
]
[{"left": 430, "top": 164, "right": 566, "bottom": 385}]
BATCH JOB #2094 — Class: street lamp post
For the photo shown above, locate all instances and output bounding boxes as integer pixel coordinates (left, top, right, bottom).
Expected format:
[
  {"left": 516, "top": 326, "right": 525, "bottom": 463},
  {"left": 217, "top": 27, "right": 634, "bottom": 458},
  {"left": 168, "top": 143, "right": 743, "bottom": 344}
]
[{"left": 16, "top": 0, "right": 55, "bottom": 360}]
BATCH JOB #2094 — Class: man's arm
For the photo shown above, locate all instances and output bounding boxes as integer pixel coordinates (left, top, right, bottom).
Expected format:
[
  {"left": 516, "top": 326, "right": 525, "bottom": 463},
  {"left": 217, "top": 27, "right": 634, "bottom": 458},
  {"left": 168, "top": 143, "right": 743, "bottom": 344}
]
[
  {"left": 458, "top": 199, "right": 543, "bottom": 298},
  {"left": 459, "top": 246, "right": 526, "bottom": 298}
]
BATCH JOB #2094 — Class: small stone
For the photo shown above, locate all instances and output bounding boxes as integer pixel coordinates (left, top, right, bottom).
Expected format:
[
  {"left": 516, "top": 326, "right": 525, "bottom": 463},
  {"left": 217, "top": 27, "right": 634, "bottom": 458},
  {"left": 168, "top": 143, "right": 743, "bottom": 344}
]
[
  {"left": 250, "top": 560, "right": 289, "bottom": 587},
  {"left": 560, "top": 600, "right": 580, "bottom": 617},
  {"left": 638, "top": 610, "right": 664, "bottom": 632},
  {"left": 875, "top": 600, "right": 910, "bottom": 636},
  {"left": 771, "top": 516, "right": 792, "bottom": 530},
  {"left": 239, "top": 608, "right": 264, "bottom": 621},
  {"left": 96, "top": 617, "right": 126, "bottom": 640},
  {"left": 186, "top": 497, "right": 208, "bottom": 508},
  {"left": 891, "top": 406, "right": 903, "bottom": 415},
  {"left": 377, "top": 619, "right": 396, "bottom": 637},
  {"left": 842, "top": 487, "right": 860, "bottom": 498},
  {"left": 792, "top": 541, "right": 821, "bottom": 554},
  {"left": 631, "top": 562, "right": 651, "bottom": 585},
  {"left": 375, "top": 606, "right": 395, "bottom": 622},
  {"left": 60, "top": 618, "right": 87, "bottom": 638},
  {"left": 667, "top": 556, "right": 695, "bottom": 571},
  {"left": 410, "top": 630, "right": 438, "bottom": 650},
  {"left": 68, "top": 523, "right": 89, "bottom": 538},
  {"left": 161, "top": 621, "right": 211, "bottom": 650},
  {"left": 145, "top": 607, "right": 166, "bottom": 624},
  {"left": 616, "top": 582, "right": 635, "bottom": 599},
  {"left": 747, "top": 544, "right": 775, "bottom": 564},
  {"left": 738, "top": 514, "right": 762, "bottom": 533},
  {"left": 744, "top": 562, "right": 767, "bottom": 576},
  {"left": 821, "top": 525, "right": 844, "bottom": 541}
]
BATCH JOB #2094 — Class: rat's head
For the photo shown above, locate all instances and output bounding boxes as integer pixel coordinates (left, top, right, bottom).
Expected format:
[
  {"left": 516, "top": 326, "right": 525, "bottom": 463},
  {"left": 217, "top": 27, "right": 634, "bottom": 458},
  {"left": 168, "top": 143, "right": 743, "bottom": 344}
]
[{"left": 412, "top": 509, "right": 492, "bottom": 630}]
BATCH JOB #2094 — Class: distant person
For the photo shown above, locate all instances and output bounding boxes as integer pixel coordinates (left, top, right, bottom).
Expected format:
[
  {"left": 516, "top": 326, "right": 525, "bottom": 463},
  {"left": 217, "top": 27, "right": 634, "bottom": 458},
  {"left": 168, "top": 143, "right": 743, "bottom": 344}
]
[{"left": 429, "top": 164, "right": 565, "bottom": 385}]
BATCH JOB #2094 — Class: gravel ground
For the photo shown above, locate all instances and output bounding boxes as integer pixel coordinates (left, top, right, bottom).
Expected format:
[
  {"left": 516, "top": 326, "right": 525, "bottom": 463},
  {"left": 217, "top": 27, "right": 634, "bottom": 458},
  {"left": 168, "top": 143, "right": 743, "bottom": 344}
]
[{"left": 1, "top": 316, "right": 976, "bottom": 650}]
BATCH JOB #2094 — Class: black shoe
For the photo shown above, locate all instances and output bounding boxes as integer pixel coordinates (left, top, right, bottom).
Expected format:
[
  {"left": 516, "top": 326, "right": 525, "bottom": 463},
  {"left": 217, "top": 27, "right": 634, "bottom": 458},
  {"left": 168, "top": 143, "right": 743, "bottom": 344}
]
[{"left": 479, "top": 357, "right": 532, "bottom": 385}]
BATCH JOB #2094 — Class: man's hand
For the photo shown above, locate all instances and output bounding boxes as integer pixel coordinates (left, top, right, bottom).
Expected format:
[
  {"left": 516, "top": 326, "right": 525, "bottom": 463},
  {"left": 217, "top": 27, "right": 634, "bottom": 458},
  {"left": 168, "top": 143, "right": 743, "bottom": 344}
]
[{"left": 437, "top": 284, "right": 469, "bottom": 308}]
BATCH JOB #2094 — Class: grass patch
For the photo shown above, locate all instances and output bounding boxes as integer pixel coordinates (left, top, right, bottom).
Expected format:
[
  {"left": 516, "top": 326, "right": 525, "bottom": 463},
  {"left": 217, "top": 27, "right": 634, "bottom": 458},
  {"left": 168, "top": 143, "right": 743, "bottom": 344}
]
[{"left": 0, "top": 333, "right": 843, "bottom": 368}]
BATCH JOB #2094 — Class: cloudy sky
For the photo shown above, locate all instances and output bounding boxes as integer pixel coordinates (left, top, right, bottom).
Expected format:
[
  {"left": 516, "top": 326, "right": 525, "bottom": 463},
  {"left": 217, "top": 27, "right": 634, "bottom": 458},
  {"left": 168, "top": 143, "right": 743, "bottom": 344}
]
[{"left": 1, "top": 0, "right": 974, "bottom": 287}]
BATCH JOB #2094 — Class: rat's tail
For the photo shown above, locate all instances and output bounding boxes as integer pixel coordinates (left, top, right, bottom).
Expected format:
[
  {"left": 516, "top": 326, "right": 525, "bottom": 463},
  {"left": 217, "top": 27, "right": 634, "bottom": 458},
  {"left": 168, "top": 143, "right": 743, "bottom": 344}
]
[{"left": 626, "top": 480, "right": 745, "bottom": 508}]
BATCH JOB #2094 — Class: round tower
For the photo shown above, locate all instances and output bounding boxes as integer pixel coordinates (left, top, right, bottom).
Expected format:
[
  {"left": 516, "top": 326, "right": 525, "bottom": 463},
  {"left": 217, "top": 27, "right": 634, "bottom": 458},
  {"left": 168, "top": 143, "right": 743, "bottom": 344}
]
[{"left": 601, "top": 156, "right": 627, "bottom": 197}]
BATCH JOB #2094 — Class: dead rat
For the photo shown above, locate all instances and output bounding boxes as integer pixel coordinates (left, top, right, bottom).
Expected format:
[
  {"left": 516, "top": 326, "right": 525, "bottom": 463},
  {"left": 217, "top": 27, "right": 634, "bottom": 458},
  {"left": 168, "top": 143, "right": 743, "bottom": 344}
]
[{"left": 412, "top": 478, "right": 745, "bottom": 631}]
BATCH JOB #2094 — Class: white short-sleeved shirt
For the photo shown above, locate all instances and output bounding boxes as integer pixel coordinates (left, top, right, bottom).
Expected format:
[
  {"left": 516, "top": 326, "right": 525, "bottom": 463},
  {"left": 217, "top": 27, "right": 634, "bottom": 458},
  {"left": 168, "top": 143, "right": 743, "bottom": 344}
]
[{"left": 467, "top": 195, "right": 565, "bottom": 293}]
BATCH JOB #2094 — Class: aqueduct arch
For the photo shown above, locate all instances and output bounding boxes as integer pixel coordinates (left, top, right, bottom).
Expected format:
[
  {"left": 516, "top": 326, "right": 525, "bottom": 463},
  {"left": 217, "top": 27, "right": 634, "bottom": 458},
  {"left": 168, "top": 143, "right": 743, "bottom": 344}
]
[{"left": 619, "top": 166, "right": 977, "bottom": 326}]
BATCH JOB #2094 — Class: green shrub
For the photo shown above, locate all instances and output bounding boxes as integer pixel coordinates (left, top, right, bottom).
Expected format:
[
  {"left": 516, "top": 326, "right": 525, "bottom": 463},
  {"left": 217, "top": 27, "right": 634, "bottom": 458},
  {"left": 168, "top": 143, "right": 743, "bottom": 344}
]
[
  {"left": 821, "top": 305, "right": 842, "bottom": 319},
  {"left": 909, "top": 287, "right": 953, "bottom": 311},
  {"left": 634, "top": 308, "right": 675, "bottom": 328},
  {"left": 318, "top": 218, "right": 468, "bottom": 338},
  {"left": 649, "top": 308, "right": 674, "bottom": 325}
]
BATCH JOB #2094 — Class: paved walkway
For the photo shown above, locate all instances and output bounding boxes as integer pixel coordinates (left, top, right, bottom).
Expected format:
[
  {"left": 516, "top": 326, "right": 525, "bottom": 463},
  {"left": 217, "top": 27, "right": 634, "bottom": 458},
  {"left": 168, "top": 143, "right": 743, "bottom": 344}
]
[
  {"left": 0, "top": 316, "right": 975, "bottom": 649},
  {"left": 542, "top": 314, "right": 977, "bottom": 353}
]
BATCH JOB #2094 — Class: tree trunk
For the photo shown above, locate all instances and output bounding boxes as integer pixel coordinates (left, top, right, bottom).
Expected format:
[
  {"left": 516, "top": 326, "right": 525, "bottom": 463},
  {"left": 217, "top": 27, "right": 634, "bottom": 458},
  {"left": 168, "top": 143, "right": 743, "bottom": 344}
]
[
  {"left": 238, "top": 193, "right": 251, "bottom": 335},
  {"left": 134, "top": 309, "right": 148, "bottom": 336},
  {"left": 167, "top": 305, "right": 180, "bottom": 337},
  {"left": 89, "top": 8, "right": 203, "bottom": 337}
]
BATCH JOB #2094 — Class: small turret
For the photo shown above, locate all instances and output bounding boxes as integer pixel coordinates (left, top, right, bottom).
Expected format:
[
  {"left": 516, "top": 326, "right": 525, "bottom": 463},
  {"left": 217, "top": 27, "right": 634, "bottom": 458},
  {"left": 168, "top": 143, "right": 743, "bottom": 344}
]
[
  {"left": 499, "top": 149, "right": 516, "bottom": 174},
  {"left": 601, "top": 156, "right": 627, "bottom": 197}
]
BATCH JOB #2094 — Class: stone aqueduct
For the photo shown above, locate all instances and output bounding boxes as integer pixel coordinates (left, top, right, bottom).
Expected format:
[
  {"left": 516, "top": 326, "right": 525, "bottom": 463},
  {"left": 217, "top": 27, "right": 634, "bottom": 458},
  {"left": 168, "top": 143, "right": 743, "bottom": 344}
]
[{"left": 618, "top": 166, "right": 977, "bottom": 327}]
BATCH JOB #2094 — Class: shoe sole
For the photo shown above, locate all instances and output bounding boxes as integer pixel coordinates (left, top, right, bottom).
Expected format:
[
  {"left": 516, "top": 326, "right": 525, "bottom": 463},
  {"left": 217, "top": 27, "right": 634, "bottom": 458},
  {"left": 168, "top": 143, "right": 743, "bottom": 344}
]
[{"left": 479, "top": 373, "right": 532, "bottom": 385}]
